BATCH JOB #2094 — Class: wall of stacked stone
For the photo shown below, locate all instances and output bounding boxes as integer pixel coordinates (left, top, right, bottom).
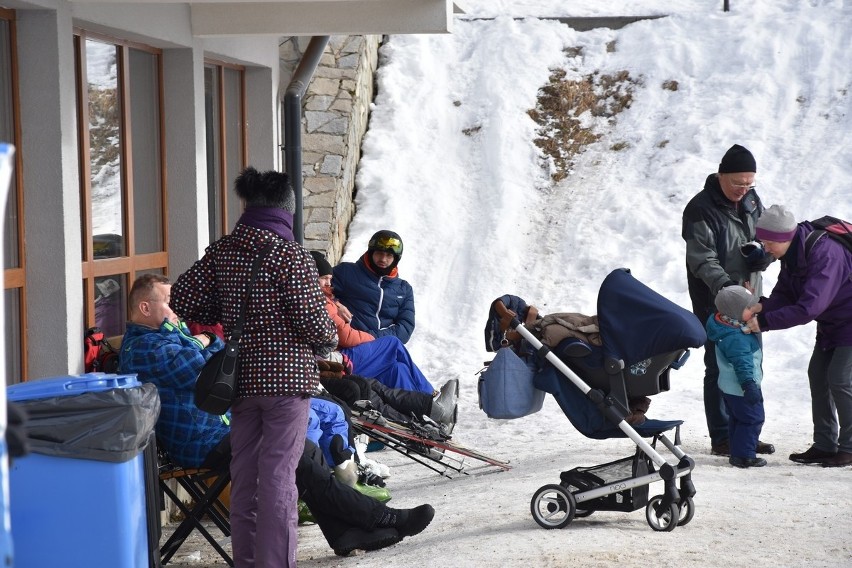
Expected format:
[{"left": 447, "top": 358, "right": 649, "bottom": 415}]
[{"left": 279, "top": 35, "right": 380, "bottom": 263}]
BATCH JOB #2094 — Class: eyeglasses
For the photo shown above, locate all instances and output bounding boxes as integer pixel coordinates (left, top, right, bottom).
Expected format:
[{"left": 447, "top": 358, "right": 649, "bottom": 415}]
[
  {"left": 730, "top": 182, "right": 756, "bottom": 190},
  {"left": 724, "top": 175, "right": 755, "bottom": 190},
  {"left": 371, "top": 236, "right": 403, "bottom": 255}
]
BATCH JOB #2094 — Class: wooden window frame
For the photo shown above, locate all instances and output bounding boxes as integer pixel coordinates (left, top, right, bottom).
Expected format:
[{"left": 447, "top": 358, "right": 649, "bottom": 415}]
[
  {"left": 76, "top": 30, "right": 168, "bottom": 331},
  {"left": 205, "top": 58, "right": 247, "bottom": 238},
  {"left": 1, "top": 8, "right": 28, "bottom": 381}
]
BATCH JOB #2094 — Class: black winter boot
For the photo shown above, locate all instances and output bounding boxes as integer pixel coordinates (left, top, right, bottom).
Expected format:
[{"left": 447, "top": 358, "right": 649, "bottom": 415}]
[
  {"left": 376, "top": 504, "right": 435, "bottom": 537},
  {"left": 332, "top": 527, "right": 402, "bottom": 556}
]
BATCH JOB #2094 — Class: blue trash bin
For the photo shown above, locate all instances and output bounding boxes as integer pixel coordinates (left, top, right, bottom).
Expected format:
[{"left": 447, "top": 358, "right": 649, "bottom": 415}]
[{"left": 7, "top": 373, "right": 159, "bottom": 568}]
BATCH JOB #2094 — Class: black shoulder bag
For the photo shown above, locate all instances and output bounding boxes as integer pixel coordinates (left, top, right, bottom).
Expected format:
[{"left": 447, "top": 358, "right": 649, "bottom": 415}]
[{"left": 195, "top": 245, "right": 274, "bottom": 415}]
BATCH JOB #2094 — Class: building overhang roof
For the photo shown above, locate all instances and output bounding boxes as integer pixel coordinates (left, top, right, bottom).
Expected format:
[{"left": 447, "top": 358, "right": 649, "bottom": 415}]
[{"left": 69, "top": 0, "right": 463, "bottom": 36}]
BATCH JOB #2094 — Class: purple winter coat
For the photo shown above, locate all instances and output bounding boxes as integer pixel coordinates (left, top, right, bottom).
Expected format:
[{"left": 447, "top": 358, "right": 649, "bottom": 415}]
[{"left": 759, "top": 222, "right": 852, "bottom": 349}]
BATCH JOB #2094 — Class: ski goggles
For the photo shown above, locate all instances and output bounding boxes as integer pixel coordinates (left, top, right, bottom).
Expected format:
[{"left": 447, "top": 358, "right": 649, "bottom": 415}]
[{"left": 370, "top": 236, "right": 403, "bottom": 255}]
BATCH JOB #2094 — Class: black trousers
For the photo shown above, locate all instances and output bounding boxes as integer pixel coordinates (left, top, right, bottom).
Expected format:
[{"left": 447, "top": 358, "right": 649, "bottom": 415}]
[
  {"left": 202, "top": 435, "right": 383, "bottom": 547},
  {"left": 322, "top": 375, "right": 431, "bottom": 423}
]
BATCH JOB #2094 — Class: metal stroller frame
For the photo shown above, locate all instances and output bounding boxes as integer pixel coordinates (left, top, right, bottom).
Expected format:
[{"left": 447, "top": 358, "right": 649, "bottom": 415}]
[{"left": 505, "top": 269, "right": 700, "bottom": 532}]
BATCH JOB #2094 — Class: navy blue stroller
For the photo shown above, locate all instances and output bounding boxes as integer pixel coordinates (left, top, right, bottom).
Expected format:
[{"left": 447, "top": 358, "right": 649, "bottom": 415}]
[{"left": 490, "top": 268, "right": 706, "bottom": 532}]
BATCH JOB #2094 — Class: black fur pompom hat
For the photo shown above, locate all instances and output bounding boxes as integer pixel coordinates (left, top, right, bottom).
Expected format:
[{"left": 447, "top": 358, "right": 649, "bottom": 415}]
[{"left": 234, "top": 166, "right": 295, "bottom": 212}]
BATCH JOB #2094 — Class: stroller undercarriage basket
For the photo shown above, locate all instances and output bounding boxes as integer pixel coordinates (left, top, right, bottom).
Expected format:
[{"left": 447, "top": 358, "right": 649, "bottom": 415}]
[{"left": 560, "top": 449, "right": 652, "bottom": 514}]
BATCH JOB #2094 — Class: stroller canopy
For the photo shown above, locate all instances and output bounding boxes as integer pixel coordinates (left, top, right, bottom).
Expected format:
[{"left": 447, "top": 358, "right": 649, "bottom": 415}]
[{"left": 597, "top": 269, "right": 706, "bottom": 367}]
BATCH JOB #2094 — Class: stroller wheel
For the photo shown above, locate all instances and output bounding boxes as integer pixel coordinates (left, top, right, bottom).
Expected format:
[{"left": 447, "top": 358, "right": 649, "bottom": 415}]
[
  {"left": 677, "top": 496, "right": 695, "bottom": 526},
  {"left": 645, "top": 495, "right": 679, "bottom": 532},
  {"left": 561, "top": 483, "right": 594, "bottom": 518},
  {"left": 531, "top": 484, "right": 576, "bottom": 529}
]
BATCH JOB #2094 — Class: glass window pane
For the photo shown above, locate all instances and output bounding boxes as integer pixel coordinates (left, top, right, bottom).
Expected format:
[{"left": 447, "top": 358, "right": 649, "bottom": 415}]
[
  {"left": 224, "top": 67, "right": 244, "bottom": 231},
  {"left": 94, "top": 274, "right": 126, "bottom": 337},
  {"left": 3, "top": 172, "right": 19, "bottom": 269},
  {"left": 136, "top": 268, "right": 164, "bottom": 278},
  {"left": 129, "top": 48, "right": 163, "bottom": 254},
  {"left": 0, "top": 20, "right": 12, "bottom": 139},
  {"left": 4, "top": 288, "right": 21, "bottom": 385},
  {"left": 204, "top": 65, "right": 222, "bottom": 241},
  {"left": 1, "top": 18, "right": 19, "bottom": 269},
  {"left": 87, "top": 39, "right": 124, "bottom": 258}
]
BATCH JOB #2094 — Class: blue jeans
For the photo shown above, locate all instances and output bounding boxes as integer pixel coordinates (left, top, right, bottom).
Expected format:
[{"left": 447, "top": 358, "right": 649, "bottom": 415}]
[
  {"left": 807, "top": 345, "right": 852, "bottom": 454},
  {"left": 229, "top": 395, "right": 310, "bottom": 568}
]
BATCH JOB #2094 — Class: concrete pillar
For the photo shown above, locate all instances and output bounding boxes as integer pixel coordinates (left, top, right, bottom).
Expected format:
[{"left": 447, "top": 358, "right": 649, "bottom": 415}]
[
  {"left": 162, "top": 44, "right": 209, "bottom": 279},
  {"left": 16, "top": 7, "right": 84, "bottom": 377}
]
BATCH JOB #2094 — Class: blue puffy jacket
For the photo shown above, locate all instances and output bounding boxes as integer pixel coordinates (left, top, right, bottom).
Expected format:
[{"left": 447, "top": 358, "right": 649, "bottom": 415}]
[{"left": 332, "top": 254, "right": 415, "bottom": 344}]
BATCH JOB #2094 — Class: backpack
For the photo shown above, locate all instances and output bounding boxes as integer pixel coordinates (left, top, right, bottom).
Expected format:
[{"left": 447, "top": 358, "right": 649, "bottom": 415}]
[
  {"left": 84, "top": 326, "right": 120, "bottom": 373},
  {"left": 804, "top": 216, "right": 852, "bottom": 259}
]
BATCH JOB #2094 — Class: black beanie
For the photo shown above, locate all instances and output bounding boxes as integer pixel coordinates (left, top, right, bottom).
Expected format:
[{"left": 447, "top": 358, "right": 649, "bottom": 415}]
[
  {"left": 234, "top": 166, "right": 296, "bottom": 212},
  {"left": 310, "top": 251, "right": 333, "bottom": 277},
  {"left": 718, "top": 144, "right": 757, "bottom": 174}
]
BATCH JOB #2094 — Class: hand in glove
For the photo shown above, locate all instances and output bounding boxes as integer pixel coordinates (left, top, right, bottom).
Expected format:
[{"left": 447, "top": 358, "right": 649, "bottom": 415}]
[
  {"left": 742, "top": 381, "right": 762, "bottom": 405},
  {"left": 740, "top": 241, "right": 774, "bottom": 272},
  {"left": 317, "top": 359, "right": 346, "bottom": 378}
]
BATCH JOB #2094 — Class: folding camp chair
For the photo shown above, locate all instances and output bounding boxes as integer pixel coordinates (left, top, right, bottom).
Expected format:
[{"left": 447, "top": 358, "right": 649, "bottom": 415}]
[{"left": 157, "top": 445, "right": 233, "bottom": 566}]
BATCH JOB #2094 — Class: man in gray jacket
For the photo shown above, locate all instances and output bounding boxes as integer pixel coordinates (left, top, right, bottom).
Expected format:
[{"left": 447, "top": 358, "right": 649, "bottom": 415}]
[{"left": 682, "top": 144, "right": 774, "bottom": 457}]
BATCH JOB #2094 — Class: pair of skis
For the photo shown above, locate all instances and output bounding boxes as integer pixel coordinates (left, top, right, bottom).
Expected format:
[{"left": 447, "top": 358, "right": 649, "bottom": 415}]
[{"left": 351, "top": 411, "right": 511, "bottom": 477}]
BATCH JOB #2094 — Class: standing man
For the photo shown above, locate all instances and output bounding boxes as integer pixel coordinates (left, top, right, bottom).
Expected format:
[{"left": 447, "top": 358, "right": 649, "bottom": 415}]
[
  {"left": 746, "top": 205, "right": 852, "bottom": 467},
  {"left": 682, "top": 144, "right": 774, "bottom": 457}
]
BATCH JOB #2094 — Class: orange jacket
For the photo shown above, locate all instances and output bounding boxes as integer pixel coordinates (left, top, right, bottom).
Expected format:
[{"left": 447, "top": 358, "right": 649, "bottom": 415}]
[{"left": 323, "top": 287, "right": 374, "bottom": 349}]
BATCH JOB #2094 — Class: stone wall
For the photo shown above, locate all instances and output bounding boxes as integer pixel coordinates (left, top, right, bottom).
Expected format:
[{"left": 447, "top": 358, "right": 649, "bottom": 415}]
[{"left": 279, "top": 35, "right": 380, "bottom": 263}]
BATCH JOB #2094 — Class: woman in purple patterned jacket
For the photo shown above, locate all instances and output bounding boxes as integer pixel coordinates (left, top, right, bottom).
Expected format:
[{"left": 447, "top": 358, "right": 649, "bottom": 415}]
[{"left": 171, "top": 167, "right": 337, "bottom": 568}]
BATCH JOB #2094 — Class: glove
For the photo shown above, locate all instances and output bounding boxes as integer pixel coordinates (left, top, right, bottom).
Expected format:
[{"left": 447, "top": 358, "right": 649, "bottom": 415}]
[
  {"left": 317, "top": 359, "right": 345, "bottom": 379},
  {"left": 742, "top": 381, "right": 762, "bottom": 405},
  {"left": 740, "top": 241, "right": 774, "bottom": 272},
  {"left": 329, "top": 434, "right": 354, "bottom": 466}
]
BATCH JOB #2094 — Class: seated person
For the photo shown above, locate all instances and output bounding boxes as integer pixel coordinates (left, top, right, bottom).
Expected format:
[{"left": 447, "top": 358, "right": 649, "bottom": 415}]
[
  {"left": 311, "top": 250, "right": 434, "bottom": 395},
  {"left": 330, "top": 230, "right": 415, "bottom": 344},
  {"left": 119, "top": 274, "right": 435, "bottom": 556}
]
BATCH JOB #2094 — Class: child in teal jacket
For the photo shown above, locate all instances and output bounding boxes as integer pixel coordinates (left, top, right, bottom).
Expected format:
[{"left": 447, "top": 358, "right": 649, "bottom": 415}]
[{"left": 705, "top": 286, "right": 767, "bottom": 468}]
